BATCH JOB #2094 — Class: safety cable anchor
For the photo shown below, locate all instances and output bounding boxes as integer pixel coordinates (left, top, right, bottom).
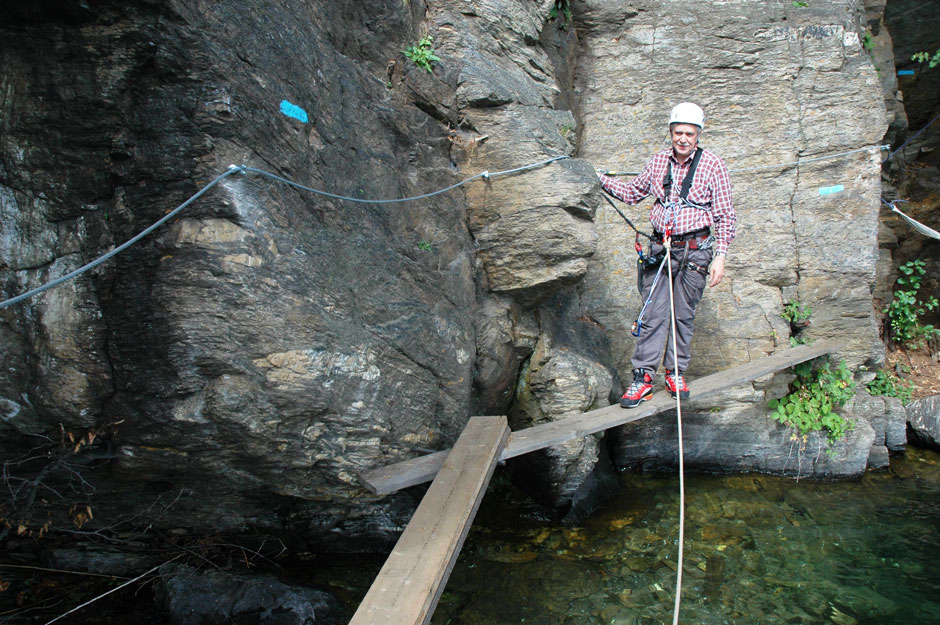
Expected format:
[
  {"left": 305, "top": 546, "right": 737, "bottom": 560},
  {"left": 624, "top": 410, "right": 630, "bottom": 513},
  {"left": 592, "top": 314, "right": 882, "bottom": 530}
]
[
  {"left": 481, "top": 171, "right": 490, "bottom": 180},
  {"left": 227, "top": 164, "right": 248, "bottom": 175}
]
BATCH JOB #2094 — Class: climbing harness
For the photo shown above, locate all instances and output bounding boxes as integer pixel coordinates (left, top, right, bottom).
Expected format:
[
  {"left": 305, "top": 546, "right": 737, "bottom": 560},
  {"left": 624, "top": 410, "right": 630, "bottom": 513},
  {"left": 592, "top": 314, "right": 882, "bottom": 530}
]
[{"left": 618, "top": 147, "right": 707, "bottom": 337}]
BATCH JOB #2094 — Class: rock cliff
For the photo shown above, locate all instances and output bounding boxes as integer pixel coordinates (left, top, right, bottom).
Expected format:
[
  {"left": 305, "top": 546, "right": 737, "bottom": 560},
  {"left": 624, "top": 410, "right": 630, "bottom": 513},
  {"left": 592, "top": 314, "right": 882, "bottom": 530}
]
[{"left": 0, "top": 0, "right": 932, "bottom": 547}]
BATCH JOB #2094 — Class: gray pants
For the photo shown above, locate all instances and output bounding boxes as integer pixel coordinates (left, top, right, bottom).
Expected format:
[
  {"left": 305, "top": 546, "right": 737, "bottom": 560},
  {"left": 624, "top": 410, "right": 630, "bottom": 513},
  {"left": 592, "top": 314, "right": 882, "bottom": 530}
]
[{"left": 632, "top": 242, "right": 712, "bottom": 373}]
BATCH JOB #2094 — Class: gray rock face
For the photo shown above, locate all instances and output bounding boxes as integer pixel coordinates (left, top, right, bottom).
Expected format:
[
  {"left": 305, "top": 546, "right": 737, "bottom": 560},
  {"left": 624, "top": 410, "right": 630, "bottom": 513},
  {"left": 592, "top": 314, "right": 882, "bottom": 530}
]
[
  {"left": 1, "top": 0, "right": 483, "bottom": 542},
  {"left": 573, "top": 0, "right": 888, "bottom": 476},
  {"left": 0, "top": 0, "right": 907, "bottom": 544},
  {"left": 576, "top": 0, "right": 886, "bottom": 380}
]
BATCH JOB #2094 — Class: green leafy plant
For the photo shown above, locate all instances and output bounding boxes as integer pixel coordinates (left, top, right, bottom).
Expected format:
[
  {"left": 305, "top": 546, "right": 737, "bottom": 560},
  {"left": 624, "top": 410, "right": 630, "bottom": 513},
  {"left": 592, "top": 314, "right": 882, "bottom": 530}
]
[
  {"left": 417, "top": 240, "right": 433, "bottom": 252},
  {"left": 403, "top": 35, "right": 441, "bottom": 73},
  {"left": 768, "top": 358, "right": 856, "bottom": 450},
  {"left": 912, "top": 49, "right": 940, "bottom": 68},
  {"left": 863, "top": 31, "right": 875, "bottom": 53},
  {"left": 781, "top": 300, "right": 813, "bottom": 347},
  {"left": 549, "top": 0, "right": 572, "bottom": 29},
  {"left": 781, "top": 301, "right": 812, "bottom": 325},
  {"left": 792, "top": 1, "right": 808, "bottom": 7},
  {"left": 883, "top": 259, "right": 939, "bottom": 349},
  {"left": 867, "top": 369, "right": 915, "bottom": 405}
]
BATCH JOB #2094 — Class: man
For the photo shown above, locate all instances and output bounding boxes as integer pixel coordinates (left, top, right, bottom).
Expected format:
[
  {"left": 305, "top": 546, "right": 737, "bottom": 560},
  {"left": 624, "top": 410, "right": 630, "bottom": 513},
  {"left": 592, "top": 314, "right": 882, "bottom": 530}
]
[{"left": 597, "top": 102, "right": 736, "bottom": 408}]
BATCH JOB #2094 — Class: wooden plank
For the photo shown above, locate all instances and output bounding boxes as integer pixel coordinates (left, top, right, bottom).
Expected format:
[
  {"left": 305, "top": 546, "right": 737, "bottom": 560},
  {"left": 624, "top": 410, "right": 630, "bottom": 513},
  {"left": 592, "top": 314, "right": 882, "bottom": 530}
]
[
  {"left": 360, "top": 339, "right": 843, "bottom": 495},
  {"left": 349, "top": 416, "right": 510, "bottom": 625}
]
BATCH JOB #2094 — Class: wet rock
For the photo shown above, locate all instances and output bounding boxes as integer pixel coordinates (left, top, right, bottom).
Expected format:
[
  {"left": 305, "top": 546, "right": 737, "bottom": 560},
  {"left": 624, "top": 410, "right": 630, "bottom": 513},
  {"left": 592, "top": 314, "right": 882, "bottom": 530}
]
[
  {"left": 155, "top": 562, "right": 344, "bottom": 625},
  {"left": 868, "top": 444, "right": 890, "bottom": 469},
  {"left": 854, "top": 389, "right": 907, "bottom": 466},
  {"left": 610, "top": 404, "right": 877, "bottom": 479},
  {"left": 906, "top": 394, "right": 940, "bottom": 450}
]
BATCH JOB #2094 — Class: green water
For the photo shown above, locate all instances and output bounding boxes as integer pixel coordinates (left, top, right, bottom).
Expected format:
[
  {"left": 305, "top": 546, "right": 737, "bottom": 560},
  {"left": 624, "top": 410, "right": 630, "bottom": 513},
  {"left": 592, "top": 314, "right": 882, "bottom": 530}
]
[{"left": 423, "top": 448, "right": 940, "bottom": 625}]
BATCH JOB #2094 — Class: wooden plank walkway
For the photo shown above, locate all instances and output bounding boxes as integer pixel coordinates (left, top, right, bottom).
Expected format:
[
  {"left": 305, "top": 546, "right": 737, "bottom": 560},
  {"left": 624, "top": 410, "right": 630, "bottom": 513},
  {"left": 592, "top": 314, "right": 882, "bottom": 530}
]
[
  {"left": 348, "top": 416, "right": 510, "bottom": 625},
  {"left": 360, "top": 339, "right": 843, "bottom": 495}
]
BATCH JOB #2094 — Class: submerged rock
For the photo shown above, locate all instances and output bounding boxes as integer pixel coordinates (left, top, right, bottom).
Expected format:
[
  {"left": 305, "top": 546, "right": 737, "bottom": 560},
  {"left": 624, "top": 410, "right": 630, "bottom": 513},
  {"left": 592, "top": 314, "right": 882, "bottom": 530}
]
[{"left": 156, "top": 563, "right": 344, "bottom": 625}]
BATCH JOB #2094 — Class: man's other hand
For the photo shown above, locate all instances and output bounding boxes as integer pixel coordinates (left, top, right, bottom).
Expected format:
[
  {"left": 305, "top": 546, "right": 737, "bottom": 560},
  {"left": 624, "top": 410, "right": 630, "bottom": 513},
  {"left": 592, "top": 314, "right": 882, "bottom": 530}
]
[{"left": 708, "top": 255, "right": 725, "bottom": 287}]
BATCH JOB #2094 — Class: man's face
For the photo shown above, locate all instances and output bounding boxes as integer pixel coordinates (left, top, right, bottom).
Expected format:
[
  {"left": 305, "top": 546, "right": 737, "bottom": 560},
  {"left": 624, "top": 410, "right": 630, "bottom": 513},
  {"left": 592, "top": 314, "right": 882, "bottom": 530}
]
[{"left": 670, "top": 123, "right": 700, "bottom": 160}]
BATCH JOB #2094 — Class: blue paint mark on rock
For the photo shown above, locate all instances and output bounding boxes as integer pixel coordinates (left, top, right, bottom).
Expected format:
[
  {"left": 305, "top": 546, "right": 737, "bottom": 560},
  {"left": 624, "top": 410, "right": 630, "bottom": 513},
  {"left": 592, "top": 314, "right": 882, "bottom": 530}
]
[
  {"left": 898, "top": 70, "right": 915, "bottom": 76},
  {"left": 818, "top": 184, "right": 844, "bottom": 196},
  {"left": 280, "top": 100, "right": 309, "bottom": 123}
]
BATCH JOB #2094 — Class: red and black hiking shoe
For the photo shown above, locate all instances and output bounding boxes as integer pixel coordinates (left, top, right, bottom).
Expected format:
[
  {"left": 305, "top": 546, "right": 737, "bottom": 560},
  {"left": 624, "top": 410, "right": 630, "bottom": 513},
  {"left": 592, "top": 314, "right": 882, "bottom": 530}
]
[
  {"left": 664, "top": 369, "right": 690, "bottom": 399},
  {"left": 621, "top": 368, "right": 654, "bottom": 408}
]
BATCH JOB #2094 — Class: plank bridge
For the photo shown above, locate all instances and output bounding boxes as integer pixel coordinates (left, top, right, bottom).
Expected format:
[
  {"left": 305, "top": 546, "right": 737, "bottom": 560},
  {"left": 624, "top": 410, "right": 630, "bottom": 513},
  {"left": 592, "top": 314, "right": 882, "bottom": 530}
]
[{"left": 349, "top": 339, "right": 842, "bottom": 625}]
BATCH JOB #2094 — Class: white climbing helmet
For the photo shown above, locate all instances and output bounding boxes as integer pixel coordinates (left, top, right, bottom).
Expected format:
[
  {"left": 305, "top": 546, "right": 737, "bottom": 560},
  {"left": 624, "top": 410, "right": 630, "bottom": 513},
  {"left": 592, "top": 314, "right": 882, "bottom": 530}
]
[{"left": 668, "top": 102, "right": 705, "bottom": 129}]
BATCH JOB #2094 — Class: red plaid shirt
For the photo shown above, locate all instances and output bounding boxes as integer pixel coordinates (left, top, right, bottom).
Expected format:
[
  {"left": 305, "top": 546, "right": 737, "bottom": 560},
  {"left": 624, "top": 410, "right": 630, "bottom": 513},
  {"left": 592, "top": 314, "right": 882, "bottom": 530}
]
[{"left": 599, "top": 147, "right": 736, "bottom": 257}]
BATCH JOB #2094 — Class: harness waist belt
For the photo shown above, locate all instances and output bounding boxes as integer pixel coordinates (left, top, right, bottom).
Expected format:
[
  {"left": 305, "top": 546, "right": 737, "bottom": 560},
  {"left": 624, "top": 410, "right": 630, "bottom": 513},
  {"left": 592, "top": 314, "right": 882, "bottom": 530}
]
[{"left": 652, "top": 227, "right": 711, "bottom": 247}]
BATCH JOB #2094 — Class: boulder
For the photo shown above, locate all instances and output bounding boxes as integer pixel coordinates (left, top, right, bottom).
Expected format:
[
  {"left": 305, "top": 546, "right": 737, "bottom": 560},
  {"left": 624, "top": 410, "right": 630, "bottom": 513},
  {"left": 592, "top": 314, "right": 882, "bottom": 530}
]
[
  {"left": 508, "top": 294, "right": 619, "bottom": 520},
  {"left": 906, "top": 394, "right": 940, "bottom": 450}
]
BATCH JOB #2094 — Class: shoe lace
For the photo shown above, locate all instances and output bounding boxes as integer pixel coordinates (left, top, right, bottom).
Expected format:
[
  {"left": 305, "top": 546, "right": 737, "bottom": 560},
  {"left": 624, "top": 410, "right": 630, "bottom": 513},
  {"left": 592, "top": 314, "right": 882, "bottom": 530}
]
[
  {"left": 629, "top": 370, "right": 649, "bottom": 391},
  {"left": 667, "top": 370, "right": 686, "bottom": 388}
]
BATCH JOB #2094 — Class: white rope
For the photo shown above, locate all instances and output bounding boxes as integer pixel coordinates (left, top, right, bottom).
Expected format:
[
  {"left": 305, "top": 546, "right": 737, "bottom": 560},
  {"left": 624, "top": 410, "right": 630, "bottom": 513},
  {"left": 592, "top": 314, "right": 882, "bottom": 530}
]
[
  {"left": 888, "top": 203, "right": 940, "bottom": 240},
  {"left": 664, "top": 238, "right": 686, "bottom": 625}
]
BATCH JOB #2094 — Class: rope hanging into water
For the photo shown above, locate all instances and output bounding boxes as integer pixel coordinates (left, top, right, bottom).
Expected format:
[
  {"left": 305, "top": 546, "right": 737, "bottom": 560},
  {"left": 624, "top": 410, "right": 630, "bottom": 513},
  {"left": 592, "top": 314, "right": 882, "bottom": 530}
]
[
  {"left": 0, "top": 156, "right": 569, "bottom": 309},
  {"left": 664, "top": 238, "right": 687, "bottom": 625}
]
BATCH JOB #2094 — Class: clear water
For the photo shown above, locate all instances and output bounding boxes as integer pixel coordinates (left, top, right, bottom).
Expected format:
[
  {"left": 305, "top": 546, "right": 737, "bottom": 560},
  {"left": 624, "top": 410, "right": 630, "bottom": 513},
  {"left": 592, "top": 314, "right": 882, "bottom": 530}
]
[{"left": 421, "top": 448, "right": 940, "bottom": 625}]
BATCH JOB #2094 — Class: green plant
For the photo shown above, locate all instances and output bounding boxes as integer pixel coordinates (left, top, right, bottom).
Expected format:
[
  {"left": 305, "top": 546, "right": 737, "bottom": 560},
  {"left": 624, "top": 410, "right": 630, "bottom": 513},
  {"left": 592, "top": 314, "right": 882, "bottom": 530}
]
[
  {"left": 863, "top": 31, "right": 875, "bottom": 53},
  {"left": 792, "top": 1, "right": 808, "bottom": 7},
  {"left": 781, "top": 301, "right": 812, "bottom": 325},
  {"left": 883, "top": 259, "right": 939, "bottom": 349},
  {"left": 768, "top": 358, "right": 856, "bottom": 450},
  {"left": 549, "top": 0, "right": 572, "bottom": 28},
  {"left": 417, "top": 240, "right": 433, "bottom": 252},
  {"left": 781, "top": 300, "right": 813, "bottom": 346},
  {"left": 867, "top": 369, "right": 915, "bottom": 405},
  {"left": 403, "top": 35, "right": 441, "bottom": 73},
  {"left": 912, "top": 49, "right": 940, "bottom": 68}
]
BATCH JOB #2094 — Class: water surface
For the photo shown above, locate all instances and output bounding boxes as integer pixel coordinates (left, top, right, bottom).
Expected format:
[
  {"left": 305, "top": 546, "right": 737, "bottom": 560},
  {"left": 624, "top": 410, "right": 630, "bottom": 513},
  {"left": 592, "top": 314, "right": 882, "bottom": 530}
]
[{"left": 425, "top": 448, "right": 940, "bottom": 625}]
